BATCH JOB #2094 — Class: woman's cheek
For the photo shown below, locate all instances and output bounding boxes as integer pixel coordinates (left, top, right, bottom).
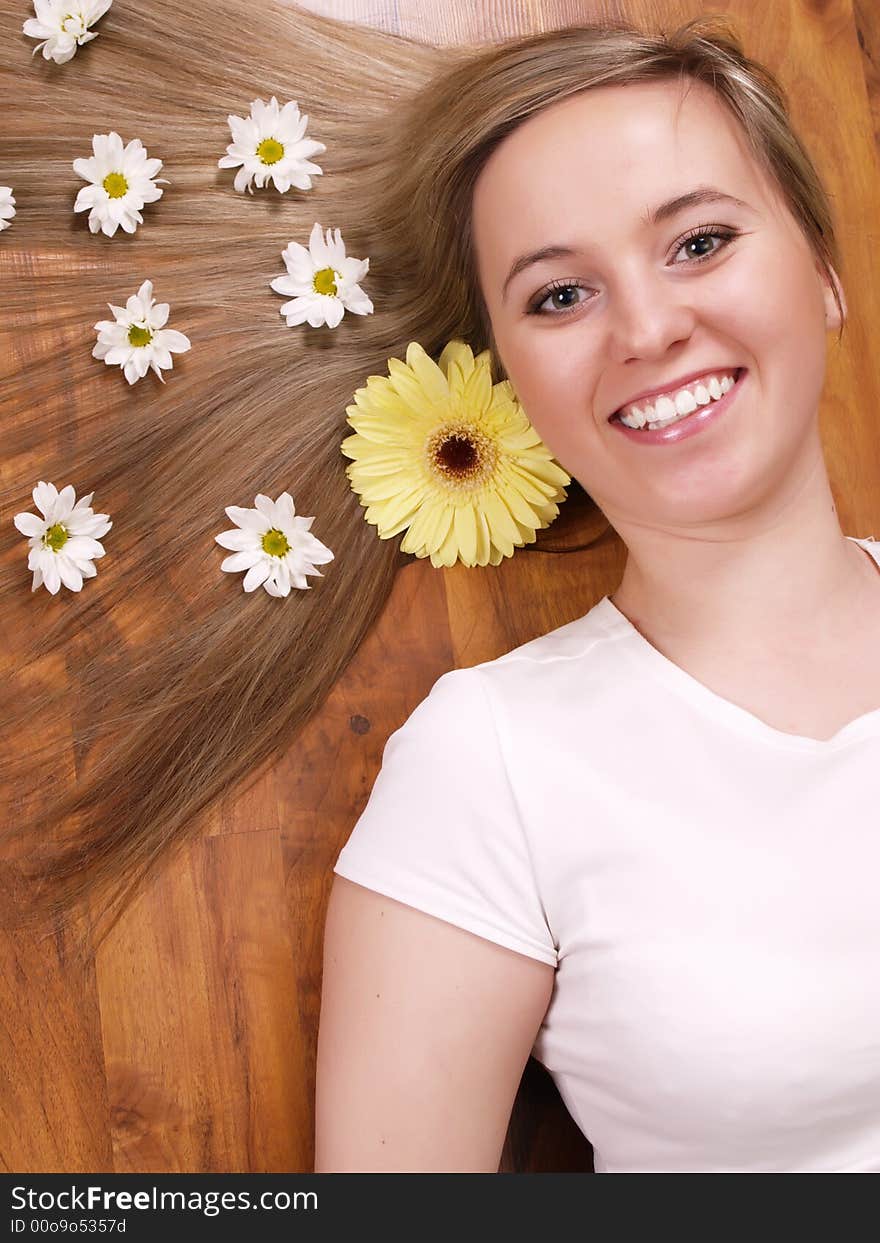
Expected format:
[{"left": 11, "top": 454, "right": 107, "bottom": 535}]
[{"left": 519, "top": 393, "right": 581, "bottom": 465}]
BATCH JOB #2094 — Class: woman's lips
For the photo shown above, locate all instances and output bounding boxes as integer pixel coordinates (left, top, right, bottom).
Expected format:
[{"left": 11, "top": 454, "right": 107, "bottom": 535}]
[
  {"left": 609, "top": 366, "right": 742, "bottom": 420},
  {"left": 608, "top": 368, "right": 747, "bottom": 445}
]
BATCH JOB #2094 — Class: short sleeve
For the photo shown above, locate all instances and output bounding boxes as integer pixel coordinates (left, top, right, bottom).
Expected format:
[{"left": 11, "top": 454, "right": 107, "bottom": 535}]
[{"left": 333, "top": 666, "right": 558, "bottom": 968}]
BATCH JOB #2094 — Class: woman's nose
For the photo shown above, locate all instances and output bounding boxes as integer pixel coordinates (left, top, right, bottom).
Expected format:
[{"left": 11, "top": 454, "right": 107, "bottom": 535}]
[{"left": 604, "top": 269, "right": 697, "bottom": 365}]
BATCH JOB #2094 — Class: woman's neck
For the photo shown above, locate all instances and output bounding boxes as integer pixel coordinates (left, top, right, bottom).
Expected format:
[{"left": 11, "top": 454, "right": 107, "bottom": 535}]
[{"left": 608, "top": 458, "right": 880, "bottom": 665}]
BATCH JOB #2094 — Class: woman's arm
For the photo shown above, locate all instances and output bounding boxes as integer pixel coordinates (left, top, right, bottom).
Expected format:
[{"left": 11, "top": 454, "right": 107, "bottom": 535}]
[{"left": 315, "top": 874, "right": 556, "bottom": 1172}]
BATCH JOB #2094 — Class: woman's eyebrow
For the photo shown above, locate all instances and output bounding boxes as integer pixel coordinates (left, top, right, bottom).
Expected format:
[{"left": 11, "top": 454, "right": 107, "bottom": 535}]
[{"left": 500, "top": 186, "right": 754, "bottom": 303}]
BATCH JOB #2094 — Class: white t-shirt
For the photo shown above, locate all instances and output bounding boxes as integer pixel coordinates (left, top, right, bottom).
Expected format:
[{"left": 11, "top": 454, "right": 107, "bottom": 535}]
[{"left": 333, "top": 535, "right": 880, "bottom": 1173}]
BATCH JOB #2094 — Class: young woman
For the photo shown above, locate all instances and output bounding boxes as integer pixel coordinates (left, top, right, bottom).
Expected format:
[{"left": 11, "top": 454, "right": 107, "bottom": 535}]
[
  {"left": 317, "top": 32, "right": 880, "bottom": 1172},
  {"left": 3, "top": 1, "right": 875, "bottom": 1173}
]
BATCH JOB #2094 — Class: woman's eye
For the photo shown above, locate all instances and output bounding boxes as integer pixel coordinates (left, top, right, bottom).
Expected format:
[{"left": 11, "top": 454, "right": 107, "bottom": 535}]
[
  {"left": 526, "top": 280, "right": 590, "bottom": 317},
  {"left": 672, "top": 226, "right": 738, "bottom": 266},
  {"left": 526, "top": 226, "right": 739, "bottom": 317}
]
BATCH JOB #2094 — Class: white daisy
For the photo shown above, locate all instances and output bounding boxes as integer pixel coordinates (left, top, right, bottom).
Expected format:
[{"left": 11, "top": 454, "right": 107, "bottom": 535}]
[
  {"left": 269, "top": 222, "right": 373, "bottom": 329},
  {"left": 93, "top": 279, "right": 191, "bottom": 385},
  {"left": 13, "top": 480, "right": 112, "bottom": 595},
  {"left": 217, "top": 96, "right": 327, "bottom": 195},
  {"left": 0, "top": 186, "right": 15, "bottom": 232},
  {"left": 73, "top": 132, "right": 169, "bottom": 237},
  {"left": 214, "top": 491, "right": 334, "bottom": 596},
  {"left": 22, "top": 0, "right": 113, "bottom": 65}
]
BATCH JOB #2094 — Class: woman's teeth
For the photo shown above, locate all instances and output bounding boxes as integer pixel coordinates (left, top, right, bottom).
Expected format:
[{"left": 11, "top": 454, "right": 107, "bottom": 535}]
[{"left": 617, "top": 371, "right": 739, "bottom": 430}]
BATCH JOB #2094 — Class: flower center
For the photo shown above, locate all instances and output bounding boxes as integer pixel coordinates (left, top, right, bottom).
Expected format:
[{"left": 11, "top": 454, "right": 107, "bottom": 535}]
[
  {"left": 428, "top": 424, "right": 498, "bottom": 488},
  {"left": 256, "top": 137, "right": 285, "bottom": 166},
  {"left": 43, "top": 523, "right": 69, "bottom": 552},
  {"left": 261, "top": 528, "right": 291, "bottom": 558},
  {"left": 128, "top": 324, "right": 153, "bottom": 347},
  {"left": 102, "top": 171, "right": 129, "bottom": 199},
  {"left": 313, "top": 267, "right": 339, "bottom": 296},
  {"left": 61, "top": 12, "right": 88, "bottom": 38}
]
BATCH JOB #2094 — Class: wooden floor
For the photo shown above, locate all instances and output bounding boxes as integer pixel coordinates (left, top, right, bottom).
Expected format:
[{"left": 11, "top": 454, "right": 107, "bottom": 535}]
[{"left": 3, "top": 0, "right": 880, "bottom": 1172}]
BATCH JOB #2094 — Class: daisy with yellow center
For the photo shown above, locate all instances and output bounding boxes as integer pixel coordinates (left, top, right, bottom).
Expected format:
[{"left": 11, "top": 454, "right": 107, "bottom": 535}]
[
  {"left": 22, "top": 0, "right": 112, "bottom": 65},
  {"left": 92, "top": 279, "right": 191, "bottom": 385},
  {"left": 218, "top": 96, "right": 327, "bottom": 196},
  {"left": 270, "top": 222, "right": 373, "bottom": 329},
  {"left": 72, "top": 132, "right": 169, "bottom": 237},
  {"left": 341, "top": 340, "right": 571, "bottom": 568},
  {"left": 214, "top": 491, "right": 335, "bottom": 596},
  {"left": 13, "top": 481, "right": 112, "bottom": 595}
]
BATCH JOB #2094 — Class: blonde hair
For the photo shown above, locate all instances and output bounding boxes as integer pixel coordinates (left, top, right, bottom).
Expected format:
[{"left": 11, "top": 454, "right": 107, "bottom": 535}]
[{"left": 0, "top": 1, "right": 846, "bottom": 950}]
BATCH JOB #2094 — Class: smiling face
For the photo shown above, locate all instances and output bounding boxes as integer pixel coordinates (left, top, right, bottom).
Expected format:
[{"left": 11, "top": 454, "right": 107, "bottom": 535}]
[{"left": 471, "top": 77, "right": 844, "bottom": 533}]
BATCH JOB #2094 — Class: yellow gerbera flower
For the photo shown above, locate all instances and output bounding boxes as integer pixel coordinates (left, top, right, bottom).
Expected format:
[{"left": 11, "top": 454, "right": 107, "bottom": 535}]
[{"left": 341, "top": 340, "right": 571, "bottom": 568}]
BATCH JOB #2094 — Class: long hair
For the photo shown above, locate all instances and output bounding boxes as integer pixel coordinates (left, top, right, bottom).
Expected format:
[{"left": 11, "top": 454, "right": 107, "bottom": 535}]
[{"left": 0, "top": 1, "right": 846, "bottom": 951}]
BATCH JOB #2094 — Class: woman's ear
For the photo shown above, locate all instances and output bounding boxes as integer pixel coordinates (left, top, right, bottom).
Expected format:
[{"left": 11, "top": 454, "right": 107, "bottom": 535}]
[{"left": 821, "top": 261, "right": 847, "bottom": 331}]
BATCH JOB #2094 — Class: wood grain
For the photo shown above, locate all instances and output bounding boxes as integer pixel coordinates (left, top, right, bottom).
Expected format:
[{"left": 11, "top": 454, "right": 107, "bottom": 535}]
[{"left": 3, "top": 0, "right": 879, "bottom": 1174}]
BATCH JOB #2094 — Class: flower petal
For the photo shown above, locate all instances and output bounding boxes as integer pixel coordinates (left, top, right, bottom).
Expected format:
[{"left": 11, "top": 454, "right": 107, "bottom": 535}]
[
  {"left": 215, "top": 528, "right": 259, "bottom": 551},
  {"left": 220, "top": 549, "right": 263, "bottom": 572},
  {"left": 57, "top": 556, "right": 84, "bottom": 592},
  {"left": 13, "top": 511, "right": 44, "bottom": 537},
  {"left": 242, "top": 561, "right": 272, "bottom": 592},
  {"left": 42, "top": 557, "right": 61, "bottom": 595},
  {"left": 223, "top": 505, "right": 268, "bottom": 533}
]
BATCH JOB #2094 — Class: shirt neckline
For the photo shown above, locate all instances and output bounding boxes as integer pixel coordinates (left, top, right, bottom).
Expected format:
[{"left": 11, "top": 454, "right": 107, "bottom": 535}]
[{"left": 591, "top": 536, "right": 880, "bottom": 754}]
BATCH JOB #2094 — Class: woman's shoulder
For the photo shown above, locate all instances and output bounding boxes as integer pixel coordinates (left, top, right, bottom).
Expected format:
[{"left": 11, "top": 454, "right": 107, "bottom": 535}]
[
  {"left": 426, "top": 594, "right": 636, "bottom": 730},
  {"left": 469, "top": 593, "right": 627, "bottom": 682}
]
